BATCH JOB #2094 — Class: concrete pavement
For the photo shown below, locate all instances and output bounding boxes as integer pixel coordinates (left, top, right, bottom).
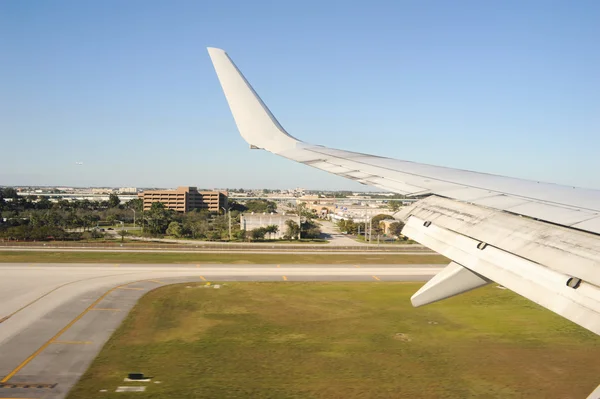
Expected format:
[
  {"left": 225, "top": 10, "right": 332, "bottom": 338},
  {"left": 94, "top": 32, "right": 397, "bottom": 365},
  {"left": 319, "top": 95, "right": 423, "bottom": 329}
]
[
  {"left": 318, "top": 220, "right": 369, "bottom": 246},
  {"left": 0, "top": 263, "right": 441, "bottom": 398}
]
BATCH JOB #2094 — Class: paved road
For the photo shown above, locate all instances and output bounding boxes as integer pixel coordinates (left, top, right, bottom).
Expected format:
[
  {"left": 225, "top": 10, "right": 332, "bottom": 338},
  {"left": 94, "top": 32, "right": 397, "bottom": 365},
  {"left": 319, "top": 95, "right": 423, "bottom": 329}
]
[
  {"left": 318, "top": 220, "right": 368, "bottom": 246},
  {"left": 0, "top": 263, "right": 441, "bottom": 399},
  {"left": 0, "top": 247, "right": 434, "bottom": 255}
]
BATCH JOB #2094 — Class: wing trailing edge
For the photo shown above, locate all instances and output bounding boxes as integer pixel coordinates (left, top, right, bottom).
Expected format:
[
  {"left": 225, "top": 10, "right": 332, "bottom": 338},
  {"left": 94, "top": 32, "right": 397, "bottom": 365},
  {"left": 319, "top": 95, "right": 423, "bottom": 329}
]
[{"left": 402, "top": 196, "right": 600, "bottom": 336}]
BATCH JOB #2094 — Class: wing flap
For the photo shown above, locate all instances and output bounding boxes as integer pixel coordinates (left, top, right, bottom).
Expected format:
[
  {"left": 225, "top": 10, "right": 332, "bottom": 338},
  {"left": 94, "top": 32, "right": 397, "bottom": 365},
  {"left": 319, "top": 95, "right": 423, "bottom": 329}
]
[
  {"left": 400, "top": 196, "right": 600, "bottom": 288},
  {"left": 411, "top": 261, "right": 491, "bottom": 307},
  {"left": 402, "top": 202, "right": 600, "bottom": 335}
]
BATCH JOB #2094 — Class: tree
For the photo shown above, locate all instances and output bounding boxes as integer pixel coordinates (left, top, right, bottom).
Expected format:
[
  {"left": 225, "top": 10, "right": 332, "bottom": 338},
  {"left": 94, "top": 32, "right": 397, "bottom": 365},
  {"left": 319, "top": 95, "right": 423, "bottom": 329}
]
[
  {"left": 372, "top": 214, "right": 394, "bottom": 225},
  {"left": 37, "top": 197, "right": 52, "bottom": 210},
  {"left": 371, "top": 214, "right": 395, "bottom": 234},
  {"left": 1, "top": 188, "right": 18, "bottom": 200},
  {"left": 388, "top": 221, "right": 405, "bottom": 238},
  {"left": 228, "top": 201, "right": 248, "bottom": 212},
  {"left": 263, "top": 224, "right": 279, "bottom": 239},
  {"left": 245, "top": 199, "right": 277, "bottom": 213},
  {"left": 108, "top": 193, "right": 121, "bottom": 208},
  {"left": 284, "top": 220, "right": 301, "bottom": 240},
  {"left": 145, "top": 202, "right": 173, "bottom": 235},
  {"left": 186, "top": 219, "right": 210, "bottom": 239},
  {"left": 66, "top": 211, "right": 82, "bottom": 229},
  {"left": 90, "top": 229, "right": 104, "bottom": 239},
  {"left": 296, "top": 203, "right": 316, "bottom": 219},
  {"left": 0, "top": 224, "right": 70, "bottom": 241},
  {"left": 234, "top": 229, "right": 246, "bottom": 241},
  {"left": 301, "top": 220, "right": 321, "bottom": 239},
  {"left": 388, "top": 200, "right": 401, "bottom": 213},
  {"left": 125, "top": 198, "right": 143, "bottom": 212},
  {"left": 54, "top": 199, "right": 71, "bottom": 211},
  {"left": 250, "top": 227, "right": 267, "bottom": 241},
  {"left": 118, "top": 229, "right": 128, "bottom": 242},
  {"left": 166, "top": 221, "right": 183, "bottom": 238},
  {"left": 78, "top": 213, "right": 100, "bottom": 231},
  {"left": 206, "top": 230, "right": 221, "bottom": 241},
  {"left": 336, "top": 219, "right": 364, "bottom": 235}
]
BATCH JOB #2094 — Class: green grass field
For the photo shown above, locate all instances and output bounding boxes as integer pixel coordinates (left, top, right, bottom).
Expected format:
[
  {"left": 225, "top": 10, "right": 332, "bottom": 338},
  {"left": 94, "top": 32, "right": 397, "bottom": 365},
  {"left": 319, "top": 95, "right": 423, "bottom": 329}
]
[
  {"left": 0, "top": 251, "right": 447, "bottom": 264},
  {"left": 69, "top": 283, "right": 600, "bottom": 399}
]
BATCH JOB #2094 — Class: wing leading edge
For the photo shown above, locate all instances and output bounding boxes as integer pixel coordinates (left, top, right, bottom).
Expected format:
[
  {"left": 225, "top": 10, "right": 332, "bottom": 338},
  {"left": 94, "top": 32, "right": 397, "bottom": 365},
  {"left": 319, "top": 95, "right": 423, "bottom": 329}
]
[
  {"left": 207, "top": 47, "right": 600, "bottom": 338},
  {"left": 207, "top": 48, "right": 600, "bottom": 233}
]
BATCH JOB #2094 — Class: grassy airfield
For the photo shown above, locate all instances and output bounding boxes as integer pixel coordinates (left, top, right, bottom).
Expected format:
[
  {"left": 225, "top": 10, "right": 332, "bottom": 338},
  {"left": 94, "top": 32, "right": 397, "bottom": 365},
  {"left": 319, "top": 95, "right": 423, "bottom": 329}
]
[
  {"left": 69, "top": 282, "right": 600, "bottom": 398},
  {"left": 0, "top": 251, "right": 447, "bottom": 264}
]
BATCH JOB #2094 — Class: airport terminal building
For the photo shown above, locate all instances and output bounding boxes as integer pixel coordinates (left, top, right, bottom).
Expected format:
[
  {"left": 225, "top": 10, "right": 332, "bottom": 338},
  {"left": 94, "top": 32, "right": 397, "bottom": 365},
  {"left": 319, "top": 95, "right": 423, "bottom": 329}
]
[{"left": 139, "top": 186, "right": 227, "bottom": 213}]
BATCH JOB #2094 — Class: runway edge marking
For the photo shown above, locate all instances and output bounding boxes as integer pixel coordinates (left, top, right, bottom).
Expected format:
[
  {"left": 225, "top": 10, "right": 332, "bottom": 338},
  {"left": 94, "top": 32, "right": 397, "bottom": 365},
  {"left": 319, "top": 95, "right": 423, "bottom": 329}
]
[
  {"left": 0, "top": 279, "right": 147, "bottom": 383},
  {"left": 0, "top": 271, "right": 144, "bottom": 324},
  {"left": 52, "top": 341, "right": 93, "bottom": 345}
]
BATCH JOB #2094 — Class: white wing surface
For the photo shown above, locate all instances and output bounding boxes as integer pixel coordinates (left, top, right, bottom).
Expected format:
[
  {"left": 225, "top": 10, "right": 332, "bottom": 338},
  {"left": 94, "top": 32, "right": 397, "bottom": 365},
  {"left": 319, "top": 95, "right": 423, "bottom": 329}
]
[{"left": 207, "top": 47, "right": 600, "bottom": 337}]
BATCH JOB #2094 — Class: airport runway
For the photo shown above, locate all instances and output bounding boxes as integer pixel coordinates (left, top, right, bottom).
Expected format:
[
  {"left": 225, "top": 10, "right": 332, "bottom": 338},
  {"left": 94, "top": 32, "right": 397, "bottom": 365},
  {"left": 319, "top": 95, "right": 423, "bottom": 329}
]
[{"left": 0, "top": 263, "right": 442, "bottom": 398}]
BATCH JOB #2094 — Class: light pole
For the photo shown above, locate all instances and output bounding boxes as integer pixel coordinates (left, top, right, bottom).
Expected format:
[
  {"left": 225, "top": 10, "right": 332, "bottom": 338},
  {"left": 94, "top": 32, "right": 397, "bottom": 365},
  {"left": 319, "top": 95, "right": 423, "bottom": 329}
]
[
  {"left": 369, "top": 212, "right": 372, "bottom": 243},
  {"left": 222, "top": 206, "right": 232, "bottom": 240}
]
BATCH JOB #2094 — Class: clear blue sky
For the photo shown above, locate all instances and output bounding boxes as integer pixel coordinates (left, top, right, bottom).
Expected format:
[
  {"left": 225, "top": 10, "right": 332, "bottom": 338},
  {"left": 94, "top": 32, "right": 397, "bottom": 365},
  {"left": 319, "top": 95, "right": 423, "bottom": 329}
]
[{"left": 1, "top": 0, "right": 599, "bottom": 190}]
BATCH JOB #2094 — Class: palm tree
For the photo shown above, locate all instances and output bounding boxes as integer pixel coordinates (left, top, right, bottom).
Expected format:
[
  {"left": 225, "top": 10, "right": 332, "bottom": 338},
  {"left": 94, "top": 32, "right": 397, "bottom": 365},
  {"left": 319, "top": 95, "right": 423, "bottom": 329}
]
[{"left": 264, "top": 224, "right": 279, "bottom": 239}]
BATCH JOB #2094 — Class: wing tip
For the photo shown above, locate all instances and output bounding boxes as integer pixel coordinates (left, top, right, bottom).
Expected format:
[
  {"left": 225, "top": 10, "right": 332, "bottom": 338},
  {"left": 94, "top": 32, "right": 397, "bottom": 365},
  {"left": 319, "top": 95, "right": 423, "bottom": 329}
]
[
  {"left": 207, "top": 47, "right": 226, "bottom": 56},
  {"left": 206, "top": 46, "right": 300, "bottom": 153}
]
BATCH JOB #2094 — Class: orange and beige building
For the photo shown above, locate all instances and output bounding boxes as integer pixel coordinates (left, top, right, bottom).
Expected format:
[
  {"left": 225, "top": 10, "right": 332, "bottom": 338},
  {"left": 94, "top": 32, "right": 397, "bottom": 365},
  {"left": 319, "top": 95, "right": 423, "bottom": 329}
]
[{"left": 138, "top": 187, "right": 228, "bottom": 213}]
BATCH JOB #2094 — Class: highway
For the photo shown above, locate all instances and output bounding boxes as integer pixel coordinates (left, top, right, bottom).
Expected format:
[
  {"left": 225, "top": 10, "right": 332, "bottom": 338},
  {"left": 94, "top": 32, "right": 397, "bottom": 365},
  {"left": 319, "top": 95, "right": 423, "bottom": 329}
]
[{"left": 0, "top": 263, "right": 441, "bottom": 399}]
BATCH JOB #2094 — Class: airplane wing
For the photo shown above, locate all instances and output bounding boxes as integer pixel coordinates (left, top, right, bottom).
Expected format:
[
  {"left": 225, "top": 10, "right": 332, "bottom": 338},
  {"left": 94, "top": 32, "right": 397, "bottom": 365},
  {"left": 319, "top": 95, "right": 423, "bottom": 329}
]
[{"left": 207, "top": 47, "right": 600, "bottom": 337}]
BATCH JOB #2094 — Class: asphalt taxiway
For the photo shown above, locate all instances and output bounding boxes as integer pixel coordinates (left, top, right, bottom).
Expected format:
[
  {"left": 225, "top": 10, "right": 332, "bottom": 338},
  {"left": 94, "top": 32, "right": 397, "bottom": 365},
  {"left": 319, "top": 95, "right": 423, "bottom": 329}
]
[{"left": 0, "top": 263, "right": 441, "bottom": 398}]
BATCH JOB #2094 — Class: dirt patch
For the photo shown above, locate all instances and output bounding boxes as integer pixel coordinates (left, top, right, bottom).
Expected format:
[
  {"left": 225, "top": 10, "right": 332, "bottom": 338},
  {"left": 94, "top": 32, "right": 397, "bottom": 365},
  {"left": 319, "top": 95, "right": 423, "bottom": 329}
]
[
  {"left": 394, "top": 333, "right": 411, "bottom": 342},
  {"left": 154, "top": 315, "right": 223, "bottom": 343},
  {"left": 270, "top": 333, "right": 307, "bottom": 343}
]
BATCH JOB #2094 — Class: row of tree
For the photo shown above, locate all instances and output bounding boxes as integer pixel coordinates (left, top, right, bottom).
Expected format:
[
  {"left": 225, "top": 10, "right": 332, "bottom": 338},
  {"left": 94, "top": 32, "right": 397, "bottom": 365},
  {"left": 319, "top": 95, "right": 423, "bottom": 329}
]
[
  {"left": 0, "top": 189, "right": 322, "bottom": 242},
  {"left": 161, "top": 213, "right": 319, "bottom": 242},
  {"left": 336, "top": 214, "right": 406, "bottom": 239},
  {"left": 0, "top": 225, "right": 82, "bottom": 241},
  {"left": 0, "top": 189, "right": 125, "bottom": 213}
]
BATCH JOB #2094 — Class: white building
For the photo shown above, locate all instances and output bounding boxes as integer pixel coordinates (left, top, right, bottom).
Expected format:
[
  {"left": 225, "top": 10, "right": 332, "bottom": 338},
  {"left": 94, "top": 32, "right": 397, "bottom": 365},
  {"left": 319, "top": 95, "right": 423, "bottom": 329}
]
[{"left": 240, "top": 213, "right": 301, "bottom": 239}]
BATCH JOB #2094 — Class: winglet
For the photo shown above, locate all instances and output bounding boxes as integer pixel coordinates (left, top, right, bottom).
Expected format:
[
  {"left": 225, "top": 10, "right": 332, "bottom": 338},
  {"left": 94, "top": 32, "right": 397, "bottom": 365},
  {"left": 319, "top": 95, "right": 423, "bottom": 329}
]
[
  {"left": 411, "top": 262, "right": 491, "bottom": 307},
  {"left": 207, "top": 47, "right": 299, "bottom": 154}
]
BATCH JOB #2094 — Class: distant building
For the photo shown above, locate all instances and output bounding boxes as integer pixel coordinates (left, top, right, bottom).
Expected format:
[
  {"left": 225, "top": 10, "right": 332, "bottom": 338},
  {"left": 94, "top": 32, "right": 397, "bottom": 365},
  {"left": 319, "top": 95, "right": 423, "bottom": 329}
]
[
  {"left": 91, "top": 188, "right": 115, "bottom": 194},
  {"left": 138, "top": 187, "right": 228, "bottom": 213},
  {"left": 297, "top": 195, "right": 321, "bottom": 204},
  {"left": 240, "top": 213, "right": 301, "bottom": 239},
  {"left": 118, "top": 187, "right": 137, "bottom": 194}
]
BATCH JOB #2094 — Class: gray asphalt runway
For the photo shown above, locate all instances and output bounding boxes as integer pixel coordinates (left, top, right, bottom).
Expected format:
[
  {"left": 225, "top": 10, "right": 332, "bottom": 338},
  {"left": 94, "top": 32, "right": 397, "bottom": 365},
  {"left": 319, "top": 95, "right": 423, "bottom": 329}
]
[{"left": 0, "top": 263, "right": 441, "bottom": 399}]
